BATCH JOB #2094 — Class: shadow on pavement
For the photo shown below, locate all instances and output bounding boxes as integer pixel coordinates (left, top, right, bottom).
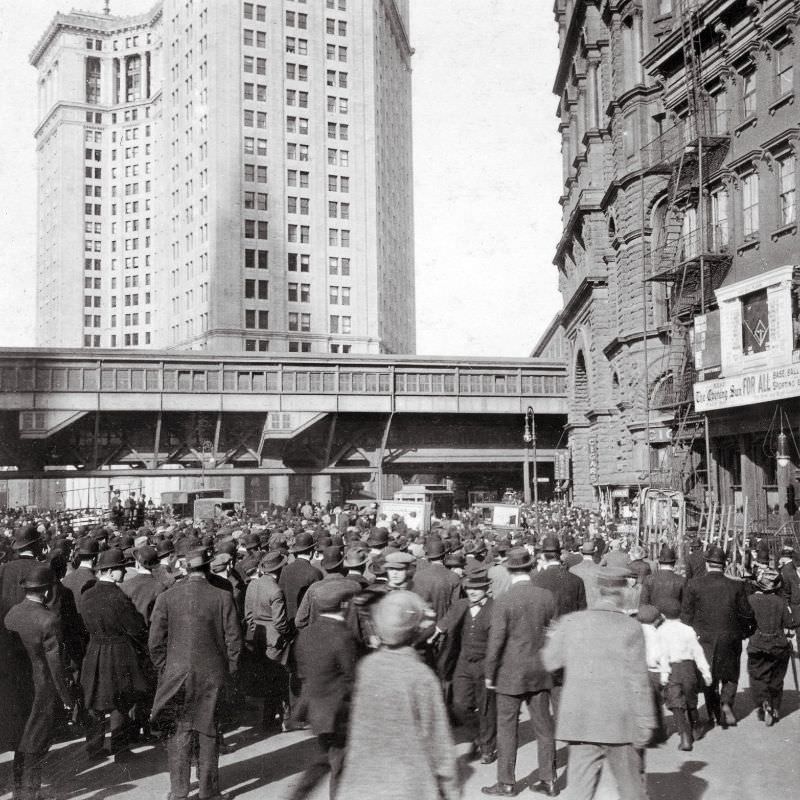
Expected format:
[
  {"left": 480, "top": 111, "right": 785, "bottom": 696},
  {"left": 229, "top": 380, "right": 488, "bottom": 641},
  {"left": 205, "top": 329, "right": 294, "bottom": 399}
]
[{"left": 647, "top": 760, "right": 708, "bottom": 800}]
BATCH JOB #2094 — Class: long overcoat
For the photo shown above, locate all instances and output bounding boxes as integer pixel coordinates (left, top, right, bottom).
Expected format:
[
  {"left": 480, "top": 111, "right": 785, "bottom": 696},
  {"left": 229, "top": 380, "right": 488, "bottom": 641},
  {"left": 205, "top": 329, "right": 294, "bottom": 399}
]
[
  {"left": 681, "top": 571, "right": 754, "bottom": 683},
  {"left": 80, "top": 581, "right": 151, "bottom": 710},
  {"left": 148, "top": 573, "right": 241, "bottom": 736},
  {"left": 4, "top": 599, "right": 72, "bottom": 753}
]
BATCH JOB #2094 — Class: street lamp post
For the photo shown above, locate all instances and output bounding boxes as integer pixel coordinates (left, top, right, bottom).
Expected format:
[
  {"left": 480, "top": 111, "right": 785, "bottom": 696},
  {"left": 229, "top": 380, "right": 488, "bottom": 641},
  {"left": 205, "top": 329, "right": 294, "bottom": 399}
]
[
  {"left": 523, "top": 406, "right": 539, "bottom": 534},
  {"left": 201, "top": 440, "right": 215, "bottom": 489}
]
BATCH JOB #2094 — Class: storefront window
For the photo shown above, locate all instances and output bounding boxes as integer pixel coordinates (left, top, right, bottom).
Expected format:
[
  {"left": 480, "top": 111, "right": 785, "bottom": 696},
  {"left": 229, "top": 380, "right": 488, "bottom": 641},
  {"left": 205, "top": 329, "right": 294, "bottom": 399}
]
[{"left": 741, "top": 288, "right": 769, "bottom": 354}]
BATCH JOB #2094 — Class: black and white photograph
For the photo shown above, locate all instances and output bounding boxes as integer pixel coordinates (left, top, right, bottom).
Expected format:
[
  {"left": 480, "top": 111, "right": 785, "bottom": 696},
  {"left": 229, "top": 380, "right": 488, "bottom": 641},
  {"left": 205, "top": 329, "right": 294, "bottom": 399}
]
[{"left": 0, "top": 1, "right": 799, "bottom": 798}]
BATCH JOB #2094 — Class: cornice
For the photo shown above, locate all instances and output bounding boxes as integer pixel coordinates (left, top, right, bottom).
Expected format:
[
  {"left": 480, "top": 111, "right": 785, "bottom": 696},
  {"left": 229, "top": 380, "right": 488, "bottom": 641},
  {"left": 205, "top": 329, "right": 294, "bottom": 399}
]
[{"left": 560, "top": 276, "right": 608, "bottom": 324}]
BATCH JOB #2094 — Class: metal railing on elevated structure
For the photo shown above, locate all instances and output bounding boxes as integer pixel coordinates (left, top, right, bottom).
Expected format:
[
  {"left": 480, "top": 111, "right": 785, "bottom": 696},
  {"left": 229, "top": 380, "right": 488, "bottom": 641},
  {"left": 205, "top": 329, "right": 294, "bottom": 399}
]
[
  {"left": 641, "top": 112, "right": 731, "bottom": 173},
  {"left": 0, "top": 348, "right": 567, "bottom": 401}
]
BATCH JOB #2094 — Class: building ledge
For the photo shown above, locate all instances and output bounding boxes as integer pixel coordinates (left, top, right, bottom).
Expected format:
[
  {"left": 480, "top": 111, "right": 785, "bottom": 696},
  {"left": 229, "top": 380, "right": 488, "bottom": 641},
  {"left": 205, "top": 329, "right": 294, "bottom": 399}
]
[
  {"left": 734, "top": 116, "right": 758, "bottom": 137},
  {"left": 737, "top": 237, "right": 760, "bottom": 255},
  {"left": 559, "top": 276, "right": 607, "bottom": 325},
  {"left": 770, "top": 223, "right": 797, "bottom": 242},
  {"left": 769, "top": 92, "right": 794, "bottom": 116}
]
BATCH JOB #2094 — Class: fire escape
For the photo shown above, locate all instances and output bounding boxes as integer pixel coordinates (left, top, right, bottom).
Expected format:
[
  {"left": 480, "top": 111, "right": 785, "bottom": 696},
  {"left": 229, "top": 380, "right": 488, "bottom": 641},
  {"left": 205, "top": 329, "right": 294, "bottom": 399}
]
[{"left": 642, "top": 0, "right": 732, "bottom": 500}]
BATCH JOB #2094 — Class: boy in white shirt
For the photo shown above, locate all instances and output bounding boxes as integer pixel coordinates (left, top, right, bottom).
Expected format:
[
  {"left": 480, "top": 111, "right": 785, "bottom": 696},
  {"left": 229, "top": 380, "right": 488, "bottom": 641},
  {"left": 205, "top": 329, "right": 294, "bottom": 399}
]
[
  {"left": 656, "top": 597, "right": 712, "bottom": 751},
  {"left": 637, "top": 604, "right": 666, "bottom": 745}
]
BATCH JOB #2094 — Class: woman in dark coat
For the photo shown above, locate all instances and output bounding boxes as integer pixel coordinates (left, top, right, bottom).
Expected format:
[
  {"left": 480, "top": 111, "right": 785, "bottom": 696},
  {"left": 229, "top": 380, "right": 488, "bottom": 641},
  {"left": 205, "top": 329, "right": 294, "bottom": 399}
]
[
  {"left": 80, "top": 548, "right": 151, "bottom": 756},
  {"left": 747, "top": 568, "right": 797, "bottom": 725}
]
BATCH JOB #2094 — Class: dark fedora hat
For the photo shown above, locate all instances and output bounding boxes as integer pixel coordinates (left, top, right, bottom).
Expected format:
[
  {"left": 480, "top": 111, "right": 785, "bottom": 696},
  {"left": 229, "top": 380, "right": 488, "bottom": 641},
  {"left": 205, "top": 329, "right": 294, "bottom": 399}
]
[
  {"left": 259, "top": 550, "right": 287, "bottom": 573},
  {"left": 186, "top": 547, "right": 213, "bottom": 569},
  {"left": 320, "top": 545, "right": 344, "bottom": 571},
  {"left": 343, "top": 546, "right": 368, "bottom": 569},
  {"left": 366, "top": 528, "right": 389, "bottom": 548},
  {"left": 705, "top": 544, "right": 726, "bottom": 565},
  {"left": 13, "top": 525, "right": 41, "bottom": 551},
  {"left": 21, "top": 565, "right": 54, "bottom": 590},
  {"left": 425, "top": 537, "right": 449, "bottom": 559},
  {"left": 290, "top": 532, "right": 315, "bottom": 553},
  {"left": 505, "top": 546, "right": 533, "bottom": 570},
  {"left": 658, "top": 545, "right": 677, "bottom": 564},
  {"left": 463, "top": 566, "right": 491, "bottom": 589},
  {"left": 243, "top": 532, "right": 261, "bottom": 551},
  {"left": 76, "top": 537, "right": 100, "bottom": 557},
  {"left": 95, "top": 548, "right": 127, "bottom": 571},
  {"left": 134, "top": 545, "right": 159, "bottom": 568},
  {"left": 541, "top": 535, "right": 561, "bottom": 554},
  {"left": 444, "top": 552, "right": 465, "bottom": 569}
]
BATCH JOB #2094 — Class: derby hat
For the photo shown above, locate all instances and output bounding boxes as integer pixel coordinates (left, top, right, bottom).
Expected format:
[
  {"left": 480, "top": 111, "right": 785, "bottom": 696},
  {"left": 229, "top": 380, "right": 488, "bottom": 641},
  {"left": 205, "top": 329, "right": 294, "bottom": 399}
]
[
  {"left": 186, "top": 547, "right": 213, "bottom": 569},
  {"left": 579, "top": 541, "right": 596, "bottom": 555},
  {"left": 259, "top": 550, "right": 287, "bottom": 573},
  {"left": 505, "top": 546, "right": 533, "bottom": 570},
  {"left": 444, "top": 552, "right": 465, "bottom": 569},
  {"left": 343, "top": 546, "right": 368, "bottom": 569},
  {"left": 95, "top": 548, "right": 127, "bottom": 571},
  {"left": 243, "top": 532, "right": 261, "bottom": 551},
  {"left": 658, "top": 545, "right": 677, "bottom": 564},
  {"left": 636, "top": 604, "right": 661, "bottom": 624},
  {"left": 134, "top": 545, "right": 159, "bottom": 568},
  {"left": 463, "top": 566, "right": 491, "bottom": 589},
  {"left": 705, "top": 544, "right": 726, "bottom": 565},
  {"left": 541, "top": 535, "right": 561, "bottom": 554},
  {"left": 289, "top": 532, "right": 315, "bottom": 553},
  {"left": 12, "top": 525, "right": 41, "bottom": 551},
  {"left": 596, "top": 566, "right": 631, "bottom": 588},
  {"left": 155, "top": 539, "right": 175, "bottom": 558},
  {"left": 366, "top": 528, "right": 389, "bottom": 548},
  {"left": 21, "top": 565, "right": 54, "bottom": 590},
  {"left": 320, "top": 545, "right": 344, "bottom": 571},
  {"left": 76, "top": 537, "right": 100, "bottom": 557},
  {"left": 425, "top": 537, "right": 449, "bottom": 559}
]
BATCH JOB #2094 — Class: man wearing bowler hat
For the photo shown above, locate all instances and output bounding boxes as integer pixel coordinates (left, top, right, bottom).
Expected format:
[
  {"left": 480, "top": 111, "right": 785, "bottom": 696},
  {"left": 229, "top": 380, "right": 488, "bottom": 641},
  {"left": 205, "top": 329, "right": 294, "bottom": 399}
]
[
  {"left": 150, "top": 547, "right": 242, "bottom": 800},
  {"left": 151, "top": 539, "right": 178, "bottom": 591},
  {"left": 483, "top": 547, "right": 558, "bottom": 797},
  {"left": 640, "top": 545, "right": 685, "bottom": 615},
  {"left": 437, "top": 563, "right": 497, "bottom": 765},
  {"left": 681, "top": 543, "right": 754, "bottom": 732},
  {"left": 80, "top": 548, "right": 152, "bottom": 758},
  {"left": 4, "top": 565, "right": 73, "bottom": 800},
  {"left": 569, "top": 540, "right": 603, "bottom": 608},
  {"left": 0, "top": 526, "right": 47, "bottom": 621},
  {"left": 279, "top": 532, "right": 322, "bottom": 626},
  {"left": 413, "top": 537, "right": 463, "bottom": 623},
  {"left": 290, "top": 580, "right": 359, "bottom": 800},
  {"left": 122, "top": 545, "right": 166, "bottom": 627},
  {"left": 62, "top": 537, "right": 98, "bottom": 612},
  {"left": 244, "top": 550, "right": 292, "bottom": 732}
]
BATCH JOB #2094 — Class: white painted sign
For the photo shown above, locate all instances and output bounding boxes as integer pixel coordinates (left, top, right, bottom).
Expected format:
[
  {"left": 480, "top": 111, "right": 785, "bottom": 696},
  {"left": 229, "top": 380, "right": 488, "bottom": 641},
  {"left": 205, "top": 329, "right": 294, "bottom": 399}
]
[{"left": 694, "top": 361, "right": 800, "bottom": 411}]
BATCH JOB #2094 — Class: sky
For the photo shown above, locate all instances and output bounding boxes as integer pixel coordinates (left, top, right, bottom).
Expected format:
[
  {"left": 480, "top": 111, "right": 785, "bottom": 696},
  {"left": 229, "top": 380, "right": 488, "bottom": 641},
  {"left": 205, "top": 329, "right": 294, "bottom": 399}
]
[{"left": 0, "top": 0, "right": 563, "bottom": 358}]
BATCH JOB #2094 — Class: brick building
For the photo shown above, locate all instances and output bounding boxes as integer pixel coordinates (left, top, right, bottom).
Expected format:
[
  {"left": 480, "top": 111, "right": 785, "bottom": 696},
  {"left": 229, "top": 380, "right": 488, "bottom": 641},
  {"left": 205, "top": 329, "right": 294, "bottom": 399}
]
[{"left": 553, "top": 0, "right": 799, "bottom": 525}]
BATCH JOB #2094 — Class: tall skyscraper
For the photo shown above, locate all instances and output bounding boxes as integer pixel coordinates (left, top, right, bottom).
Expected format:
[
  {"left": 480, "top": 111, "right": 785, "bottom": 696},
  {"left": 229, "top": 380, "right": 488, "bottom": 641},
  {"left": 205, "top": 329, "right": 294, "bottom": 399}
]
[{"left": 31, "top": 0, "right": 415, "bottom": 355}]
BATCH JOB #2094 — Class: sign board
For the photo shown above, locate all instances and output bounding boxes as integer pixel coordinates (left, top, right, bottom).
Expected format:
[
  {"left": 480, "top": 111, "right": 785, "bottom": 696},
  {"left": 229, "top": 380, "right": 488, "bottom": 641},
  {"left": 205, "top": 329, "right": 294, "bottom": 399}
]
[
  {"left": 694, "top": 361, "right": 800, "bottom": 411},
  {"left": 693, "top": 310, "right": 721, "bottom": 371},
  {"left": 491, "top": 504, "right": 521, "bottom": 527},
  {"left": 378, "top": 500, "right": 430, "bottom": 533}
]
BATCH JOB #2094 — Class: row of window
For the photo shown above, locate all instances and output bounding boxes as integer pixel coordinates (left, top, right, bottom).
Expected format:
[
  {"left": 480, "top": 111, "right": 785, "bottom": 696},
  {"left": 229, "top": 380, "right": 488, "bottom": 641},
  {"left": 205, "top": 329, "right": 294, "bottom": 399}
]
[{"left": 244, "top": 279, "right": 269, "bottom": 300}]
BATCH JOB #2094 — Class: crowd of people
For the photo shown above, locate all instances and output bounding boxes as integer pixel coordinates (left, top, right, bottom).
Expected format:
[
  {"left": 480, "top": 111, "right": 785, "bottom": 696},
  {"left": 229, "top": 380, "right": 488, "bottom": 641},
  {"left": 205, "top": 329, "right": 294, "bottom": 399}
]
[{"left": 0, "top": 496, "right": 798, "bottom": 800}]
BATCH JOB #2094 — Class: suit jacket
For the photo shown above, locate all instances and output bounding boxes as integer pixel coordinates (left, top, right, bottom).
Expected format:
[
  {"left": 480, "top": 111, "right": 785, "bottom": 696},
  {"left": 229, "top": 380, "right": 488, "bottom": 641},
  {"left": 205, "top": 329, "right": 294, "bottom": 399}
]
[
  {"left": 149, "top": 573, "right": 242, "bottom": 736},
  {"left": 628, "top": 559, "right": 652, "bottom": 585},
  {"left": 684, "top": 551, "right": 707, "bottom": 580},
  {"left": 531, "top": 564, "right": 586, "bottom": 617},
  {"left": 80, "top": 581, "right": 151, "bottom": 710},
  {"left": 294, "top": 573, "right": 361, "bottom": 629},
  {"left": 244, "top": 573, "right": 291, "bottom": 660},
  {"left": 62, "top": 566, "right": 97, "bottom": 613},
  {"left": 484, "top": 578, "right": 556, "bottom": 695},
  {"left": 541, "top": 603, "right": 655, "bottom": 745},
  {"left": 681, "top": 570, "right": 754, "bottom": 681},
  {"left": 569, "top": 559, "right": 603, "bottom": 607},
  {"left": 437, "top": 597, "right": 494, "bottom": 681},
  {"left": 48, "top": 581, "right": 86, "bottom": 668},
  {"left": 4, "top": 599, "right": 72, "bottom": 753},
  {"left": 412, "top": 561, "right": 462, "bottom": 621},
  {"left": 150, "top": 563, "right": 177, "bottom": 592},
  {"left": 122, "top": 571, "right": 166, "bottom": 628},
  {"left": 0, "top": 555, "right": 44, "bottom": 620},
  {"left": 780, "top": 563, "right": 800, "bottom": 621},
  {"left": 639, "top": 569, "right": 685, "bottom": 614},
  {"left": 293, "top": 615, "right": 357, "bottom": 735},
  {"left": 279, "top": 557, "right": 322, "bottom": 621}
]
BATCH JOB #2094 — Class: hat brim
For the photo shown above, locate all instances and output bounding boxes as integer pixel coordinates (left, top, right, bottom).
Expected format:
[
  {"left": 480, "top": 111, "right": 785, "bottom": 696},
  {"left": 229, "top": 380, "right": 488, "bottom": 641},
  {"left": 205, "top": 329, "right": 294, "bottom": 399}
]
[
  {"left": 13, "top": 536, "right": 41, "bottom": 550},
  {"left": 261, "top": 557, "right": 287, "bottom": 572},
  {"left": 289, "top": 543, "right": 315, "bottom": 553}
]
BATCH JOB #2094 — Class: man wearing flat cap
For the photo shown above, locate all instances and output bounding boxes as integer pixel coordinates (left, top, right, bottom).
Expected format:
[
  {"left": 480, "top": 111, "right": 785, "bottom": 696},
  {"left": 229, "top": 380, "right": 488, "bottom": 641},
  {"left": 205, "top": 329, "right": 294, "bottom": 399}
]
[
  {"left": 149, "top": 547, "right": 242, "bottom": 800},
  {"left": 80, "top": 548, "right": 152, "bottom": 758},
  {"left": 541, "top": 567, "right": 656, "bottom": 800},
  {"left": 680, "top": 543, "right": 754, "bottom": 732},
  {"left": 290, "top": 581, "right": 358, "bottom": 800}
]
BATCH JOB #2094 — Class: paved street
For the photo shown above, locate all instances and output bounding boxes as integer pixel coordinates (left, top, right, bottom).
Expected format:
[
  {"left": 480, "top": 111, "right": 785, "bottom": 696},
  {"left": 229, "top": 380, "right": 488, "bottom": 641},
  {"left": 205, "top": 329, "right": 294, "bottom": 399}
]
[{"left": 1, "top": 653, "right": 798, "bottom": 800}]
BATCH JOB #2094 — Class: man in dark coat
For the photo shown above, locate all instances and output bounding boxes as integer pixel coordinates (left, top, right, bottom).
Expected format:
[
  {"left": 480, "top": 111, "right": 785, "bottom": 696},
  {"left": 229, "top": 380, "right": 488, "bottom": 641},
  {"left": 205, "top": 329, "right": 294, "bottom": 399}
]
[
  {"left": 4, "top": 566, "right": 73, "bottom": 800},
  {"left": 437, "top": 564, "right": 496, "bottom": 764},
  {"left": 639, "top": 545, "right": 685, "bottom": 614},
  {"left": 149, "top": 547, "right": 242, "bottom": 800},
  {"left": 279, "top": 532, "right": 322, "bottom": 624},
  {"left": 531, "top": 536, "right": 587, "bottom": 717},
  {"left": 80, "top": 548, "right": 152, "bottom": 758},
  {"left": 0, "top": 525, "right": 48, "bottom": 756},
  {"left": 412, "top": 538, "right": 463, "bottom": 621},
  {"left": 122, "top": 545, "right": 166, "bottom": 627},
  {"left": 151, "top": 539, "right": 178, "bottom": 591},
  {"left": 483, "top": 547, "right": 558, "bottom": 797},
  {"left": 684, "top": 539, "right": 706, "bottom": 580},
  {"left": 294, "top": 546, "right": 361, "bottom": 630},
  {"left": 681, "top": 544, "right": 754, "bottom": 732},
  {"left": 63, "top": 537, "right": 98, "bottom": 613},
  {"left": 290, "top": 581, "right": 358, "bottom": 800}
]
